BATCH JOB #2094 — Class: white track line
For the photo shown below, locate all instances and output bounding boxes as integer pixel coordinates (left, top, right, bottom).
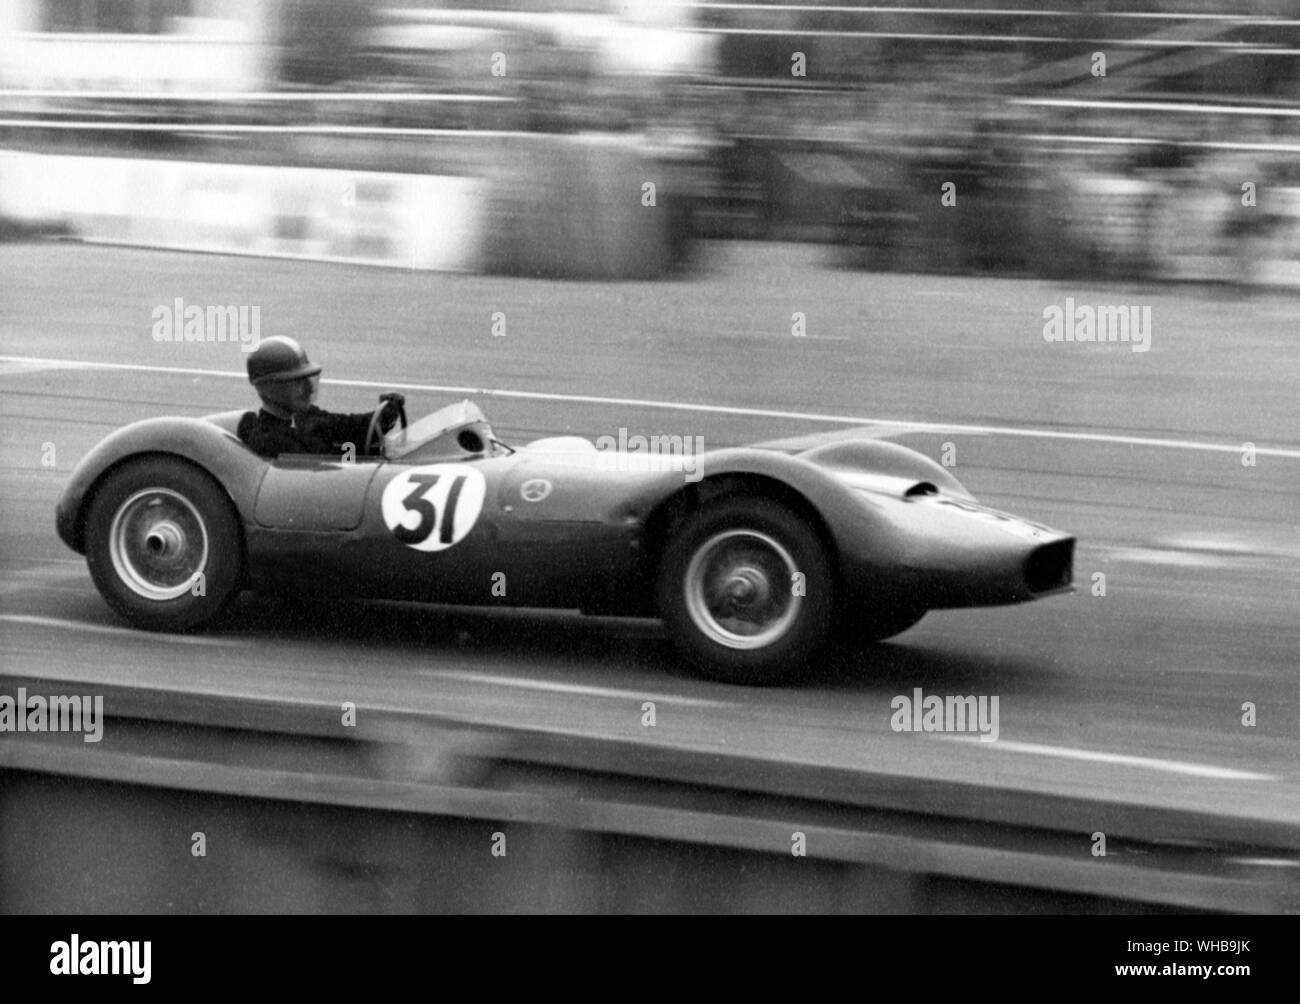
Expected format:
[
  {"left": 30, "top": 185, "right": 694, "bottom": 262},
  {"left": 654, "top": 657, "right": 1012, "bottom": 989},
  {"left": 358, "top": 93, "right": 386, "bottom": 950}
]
[
  {"left": 1, "top": 613, "right": 1277, "bottom": 779},
  {"left": 938, "top": 736, "right": 1276, "bottom": 781},
  {"left": 425, "top": 669, "right": 735, "bottom": 709},
  {"left": 3, "top": 354, "right": 1298, "bottom": 460},
  {"left": 0, "top": 614, "right": 250, "bottom": 648},
  {"left": 1225, "top": 857, "right": 1300, "bottom": 868}
]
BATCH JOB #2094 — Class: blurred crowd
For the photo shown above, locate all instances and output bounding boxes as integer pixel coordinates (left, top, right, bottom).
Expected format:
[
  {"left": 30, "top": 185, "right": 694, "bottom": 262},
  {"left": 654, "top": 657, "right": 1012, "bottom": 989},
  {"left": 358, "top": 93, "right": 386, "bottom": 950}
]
[{"left": 4, "top": 0, "right": 1299, "bottom": 282}]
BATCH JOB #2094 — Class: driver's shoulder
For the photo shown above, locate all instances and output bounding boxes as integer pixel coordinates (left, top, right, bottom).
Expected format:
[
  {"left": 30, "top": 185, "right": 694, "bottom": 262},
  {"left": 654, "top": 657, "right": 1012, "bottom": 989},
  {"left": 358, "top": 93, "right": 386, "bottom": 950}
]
[
  {"left": 305, "top": 405, "right": 366, "bottom": 421},
  {"left": 294, "top": 405, "right": 336, "bottom": 426}
]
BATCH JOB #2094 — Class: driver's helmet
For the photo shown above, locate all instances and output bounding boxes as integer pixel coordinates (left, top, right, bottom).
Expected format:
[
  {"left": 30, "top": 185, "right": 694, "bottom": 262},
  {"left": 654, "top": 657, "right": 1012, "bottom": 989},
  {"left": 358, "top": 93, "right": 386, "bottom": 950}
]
[{"left": 246, "top": 337, "right": 322, "bottom": 387}]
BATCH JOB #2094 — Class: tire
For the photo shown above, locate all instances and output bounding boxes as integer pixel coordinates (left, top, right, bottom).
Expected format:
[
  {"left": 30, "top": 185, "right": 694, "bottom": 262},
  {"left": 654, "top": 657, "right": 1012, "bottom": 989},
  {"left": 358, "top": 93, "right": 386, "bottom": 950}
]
[
  {"left": 84, "top": 457, "right": 244, "bottom": 631},
  {"left": 657, "top": 495, "right": 834, "bottom": 685}
]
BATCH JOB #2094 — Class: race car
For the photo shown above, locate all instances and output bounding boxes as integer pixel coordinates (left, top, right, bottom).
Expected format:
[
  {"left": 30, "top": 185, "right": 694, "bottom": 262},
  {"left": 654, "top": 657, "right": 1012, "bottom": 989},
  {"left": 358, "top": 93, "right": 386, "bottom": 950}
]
[{"left": 55, "top": 397, "right": 1074, "bottom": 684}]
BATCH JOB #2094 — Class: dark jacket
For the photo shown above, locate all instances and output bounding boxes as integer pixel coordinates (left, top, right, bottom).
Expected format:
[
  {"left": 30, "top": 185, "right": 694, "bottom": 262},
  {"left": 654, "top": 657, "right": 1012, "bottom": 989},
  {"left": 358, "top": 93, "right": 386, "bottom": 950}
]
[{"left": 237, "top": 406, "right": 393, "bottom": 459}]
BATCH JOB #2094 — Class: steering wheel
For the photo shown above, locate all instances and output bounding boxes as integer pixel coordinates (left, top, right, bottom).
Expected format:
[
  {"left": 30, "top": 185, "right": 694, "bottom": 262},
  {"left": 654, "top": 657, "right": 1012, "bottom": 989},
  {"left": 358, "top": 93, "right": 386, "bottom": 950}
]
[{"left": 364, "top": 395, "right": 407, "bottom": 456}]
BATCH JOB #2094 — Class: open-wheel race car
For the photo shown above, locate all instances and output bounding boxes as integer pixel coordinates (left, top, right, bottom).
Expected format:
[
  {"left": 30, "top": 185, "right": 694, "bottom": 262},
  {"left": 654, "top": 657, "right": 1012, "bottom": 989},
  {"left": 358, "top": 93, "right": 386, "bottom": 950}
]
[{"left": 56, "top": 397, "right": 1074, "bottom": 684}]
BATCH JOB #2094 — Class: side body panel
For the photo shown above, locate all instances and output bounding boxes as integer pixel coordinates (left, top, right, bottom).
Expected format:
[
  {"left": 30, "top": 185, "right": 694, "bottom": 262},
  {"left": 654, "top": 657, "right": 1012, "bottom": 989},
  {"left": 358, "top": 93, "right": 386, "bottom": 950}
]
[
  {"left": 249, "top": 442, "right": 1073, "bottom": 612},
  {"left": 250, "top": 451, "right": 651, "bottom": 608},
  {"left": 254, "top": 457, "right": 380, "bottom": 530},
  {"left": 56, "top": 417, "right": 268, "bottom": 553},
  {"left": 60, "top": 419, "right": 1073, "bottom": 616}
]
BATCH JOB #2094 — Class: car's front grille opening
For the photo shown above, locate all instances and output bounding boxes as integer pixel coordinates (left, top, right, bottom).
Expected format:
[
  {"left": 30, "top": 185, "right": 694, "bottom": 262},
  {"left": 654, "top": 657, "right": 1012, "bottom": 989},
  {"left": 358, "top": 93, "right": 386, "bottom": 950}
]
[{"left": 1025, "top": 539, "right": 1074, "bottom": 593}]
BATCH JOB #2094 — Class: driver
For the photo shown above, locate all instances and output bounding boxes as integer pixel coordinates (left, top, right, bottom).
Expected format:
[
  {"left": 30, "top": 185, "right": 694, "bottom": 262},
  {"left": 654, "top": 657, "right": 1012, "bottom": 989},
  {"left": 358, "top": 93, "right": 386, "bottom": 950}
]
[{"left": 237, "top": 337, "right": 404, "bottom": 458}]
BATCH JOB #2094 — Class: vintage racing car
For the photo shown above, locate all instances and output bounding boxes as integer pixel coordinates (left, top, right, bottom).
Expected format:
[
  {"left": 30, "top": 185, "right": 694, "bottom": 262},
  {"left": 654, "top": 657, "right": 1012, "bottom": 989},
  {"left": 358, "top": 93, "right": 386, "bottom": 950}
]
[{"left": 55, "top": 398, "right": 1074, "bottom": 684}]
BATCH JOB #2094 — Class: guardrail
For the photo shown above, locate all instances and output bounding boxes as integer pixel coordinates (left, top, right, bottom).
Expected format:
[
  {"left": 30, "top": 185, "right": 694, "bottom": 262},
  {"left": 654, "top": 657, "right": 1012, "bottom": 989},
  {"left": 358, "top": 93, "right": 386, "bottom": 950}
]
[{"left": 2, "top": 675, "right": 1295, "bottom": 913}]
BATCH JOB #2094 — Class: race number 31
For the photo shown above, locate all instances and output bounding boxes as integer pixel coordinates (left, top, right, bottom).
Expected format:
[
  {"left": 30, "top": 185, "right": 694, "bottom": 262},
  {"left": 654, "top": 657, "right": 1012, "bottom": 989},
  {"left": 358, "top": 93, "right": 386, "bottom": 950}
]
[{"left": 381, "top": 464, "right": 486, "bottom": 552}]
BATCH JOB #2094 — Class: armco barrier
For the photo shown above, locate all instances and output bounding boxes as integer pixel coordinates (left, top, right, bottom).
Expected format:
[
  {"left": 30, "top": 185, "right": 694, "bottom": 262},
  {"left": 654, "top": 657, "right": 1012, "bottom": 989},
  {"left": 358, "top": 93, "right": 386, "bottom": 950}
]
[
  {"left": 2, "top": 675, "right": 1296, "bottom": 914},
  {"left": 0, "top": 150, "right": 485, "bottom": 271}
]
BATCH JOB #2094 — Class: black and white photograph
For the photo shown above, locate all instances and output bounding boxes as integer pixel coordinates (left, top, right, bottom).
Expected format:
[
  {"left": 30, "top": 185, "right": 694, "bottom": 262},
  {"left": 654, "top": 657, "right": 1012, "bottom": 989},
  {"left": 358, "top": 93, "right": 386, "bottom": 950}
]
[{"left": 0, "top": 0, "right": 1296, "bottom": 945}]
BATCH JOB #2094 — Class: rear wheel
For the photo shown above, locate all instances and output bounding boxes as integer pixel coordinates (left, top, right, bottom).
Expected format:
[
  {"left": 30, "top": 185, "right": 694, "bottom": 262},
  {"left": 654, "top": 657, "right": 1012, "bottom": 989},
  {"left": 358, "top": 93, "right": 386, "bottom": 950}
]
[
  {"left": 657, "top": 496, "right": 834, "bottom": 685},
  {"left": 84, "top": 457, "right": 243, "bottom": 631}
]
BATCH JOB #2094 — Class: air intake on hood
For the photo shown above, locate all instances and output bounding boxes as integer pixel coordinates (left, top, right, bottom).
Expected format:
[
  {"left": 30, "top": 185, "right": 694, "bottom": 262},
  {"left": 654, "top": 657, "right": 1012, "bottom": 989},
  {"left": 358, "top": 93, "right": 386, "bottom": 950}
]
[{"left": 904, "top": 481, "right": 939, "bottom": 497}]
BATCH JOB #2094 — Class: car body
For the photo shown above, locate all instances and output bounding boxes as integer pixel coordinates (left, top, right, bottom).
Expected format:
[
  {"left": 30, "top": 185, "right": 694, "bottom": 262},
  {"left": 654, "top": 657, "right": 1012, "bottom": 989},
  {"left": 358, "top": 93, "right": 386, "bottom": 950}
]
[{"left": 56, "top": 399, "right": 1074, "bottom": 683}]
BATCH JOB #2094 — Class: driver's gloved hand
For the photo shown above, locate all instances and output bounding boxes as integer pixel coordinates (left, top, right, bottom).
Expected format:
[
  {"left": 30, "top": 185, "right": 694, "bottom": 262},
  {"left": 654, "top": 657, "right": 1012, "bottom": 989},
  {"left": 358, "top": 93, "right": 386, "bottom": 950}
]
[{"left": 379, "top": 392, "right": 405, "bottom": 427}]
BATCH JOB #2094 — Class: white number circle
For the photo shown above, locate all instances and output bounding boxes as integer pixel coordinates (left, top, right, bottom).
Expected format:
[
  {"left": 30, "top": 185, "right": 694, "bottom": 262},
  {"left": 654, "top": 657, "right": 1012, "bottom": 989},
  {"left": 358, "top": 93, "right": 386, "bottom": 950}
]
[{"left": 381, "top": 464, "right": 486, "bottom": 552}]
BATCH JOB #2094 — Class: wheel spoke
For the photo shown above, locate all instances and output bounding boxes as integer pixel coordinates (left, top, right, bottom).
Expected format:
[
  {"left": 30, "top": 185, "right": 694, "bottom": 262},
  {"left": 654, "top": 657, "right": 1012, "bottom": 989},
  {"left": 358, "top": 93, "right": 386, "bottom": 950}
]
[
  {"left": 109, "top": 489, "right": 209, "bottom": 602},
  {"left": 683, "top": 529, "right": 800, "bottom": 650}
]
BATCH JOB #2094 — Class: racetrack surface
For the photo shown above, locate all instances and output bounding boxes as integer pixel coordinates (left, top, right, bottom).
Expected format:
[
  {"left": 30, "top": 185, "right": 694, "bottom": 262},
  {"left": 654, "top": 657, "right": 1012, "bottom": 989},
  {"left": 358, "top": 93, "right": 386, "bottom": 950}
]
[{"left": 2, "top": 241, "right": 1298, "bottom": 834}]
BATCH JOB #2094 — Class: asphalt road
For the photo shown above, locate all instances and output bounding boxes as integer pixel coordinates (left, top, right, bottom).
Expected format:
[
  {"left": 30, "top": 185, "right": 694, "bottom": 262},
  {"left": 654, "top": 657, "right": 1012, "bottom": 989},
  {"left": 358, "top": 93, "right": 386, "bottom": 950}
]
[{"left": 2, "top": 241, "right": 1298, "bottom": 831}]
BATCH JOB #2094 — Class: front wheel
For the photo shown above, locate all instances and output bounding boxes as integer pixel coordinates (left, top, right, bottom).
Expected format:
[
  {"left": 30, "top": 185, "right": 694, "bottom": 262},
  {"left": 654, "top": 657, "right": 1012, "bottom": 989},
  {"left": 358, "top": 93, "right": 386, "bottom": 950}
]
[
  {"left": 84, "top": 457, "right": 244, "bottom": 631},
  {"left": 657, "top": 496, "right": 834, "bottom": 685}
]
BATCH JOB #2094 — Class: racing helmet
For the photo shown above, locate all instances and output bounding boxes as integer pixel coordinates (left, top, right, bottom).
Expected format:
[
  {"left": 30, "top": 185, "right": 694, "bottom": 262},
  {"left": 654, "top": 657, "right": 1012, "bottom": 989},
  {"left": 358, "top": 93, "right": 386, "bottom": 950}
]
[{"left": 246, "top": 336, "right": 322, "bottom": 387}]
